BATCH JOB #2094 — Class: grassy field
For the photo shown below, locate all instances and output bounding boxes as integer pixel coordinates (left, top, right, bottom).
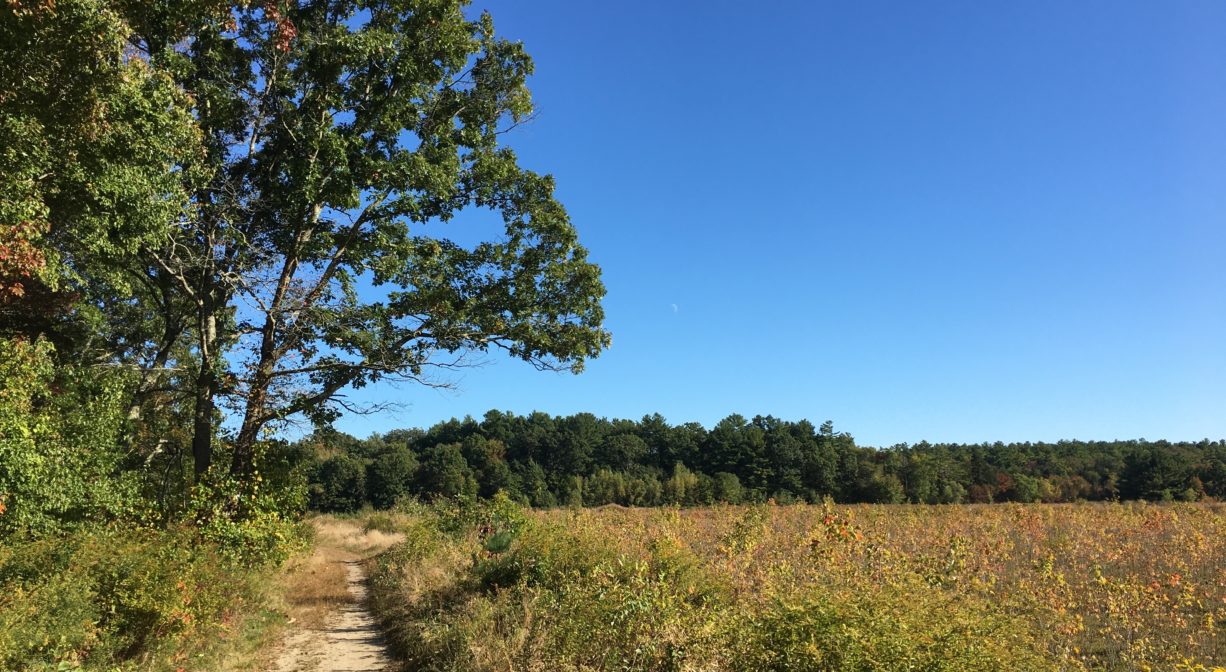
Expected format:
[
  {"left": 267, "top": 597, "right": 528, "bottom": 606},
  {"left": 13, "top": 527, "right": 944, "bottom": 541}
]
[{"left": 365, "top": 499, "right": 1226, "bottom": 672}]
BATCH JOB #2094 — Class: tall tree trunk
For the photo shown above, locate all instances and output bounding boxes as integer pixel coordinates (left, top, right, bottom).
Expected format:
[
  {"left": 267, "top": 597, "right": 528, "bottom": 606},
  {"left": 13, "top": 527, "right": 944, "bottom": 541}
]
[
  {"left": 231, "top": 385, "right": 266, "bottom": 477},
  {"left": 230, "top": 317, "right": 277, "bottom": 475},
  {"left": 191, "top": 308, "right": 219, "bottom": 478},
  {"left": 191, "top": 367, "right": 215, "bottom": 477},
  {"left": 125, "top": 318, "right": 184, "bottom": 431},
  {"left": 231, "top": 220, "right": 312, "bottom": 477}
]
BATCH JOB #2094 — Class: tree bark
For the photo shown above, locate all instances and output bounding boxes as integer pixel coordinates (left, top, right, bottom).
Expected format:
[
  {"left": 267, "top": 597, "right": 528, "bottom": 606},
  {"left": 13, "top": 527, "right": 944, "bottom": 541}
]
[
  {"left": 231, "top": 375, "right": 267, "bottom": 477},
  {"left": 230, "top": 304, "right": 278, "bottom": 476},
  {"left": 230, "top": 209, "right": 318, "bottom": 477},
  {"left": 191, "top": 367, "right": 215, "bottom": 477},
  {"left": 191, "top": 307, "right": 219, "bottom": 478}
]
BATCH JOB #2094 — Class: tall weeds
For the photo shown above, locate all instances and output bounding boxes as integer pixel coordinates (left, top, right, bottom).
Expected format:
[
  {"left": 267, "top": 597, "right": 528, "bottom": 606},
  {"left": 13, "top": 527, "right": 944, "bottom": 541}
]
[{"left": 362, "top": 498, "right": 1205, "bottom": 671}]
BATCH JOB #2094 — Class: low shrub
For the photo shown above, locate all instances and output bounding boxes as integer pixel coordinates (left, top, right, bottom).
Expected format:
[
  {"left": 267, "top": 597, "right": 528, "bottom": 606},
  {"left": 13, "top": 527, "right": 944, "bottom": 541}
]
[
  {"left": 429, "top": 491, "right": 529, "bottom": 540},
  {"left": 188, "top": 470, "right": 308, "bottom": 566},
  {"left": 0, "top": 525, "right": 289, "bottom": 670},
  {"left": 735, "top": 580, "right": 1060, "bottom": 671},
  {"left": 366, "top": 499, "right": 1079, "bottom": 672},
  {"left": 471, "top": 516, "right": 614, "bottom": 591}
]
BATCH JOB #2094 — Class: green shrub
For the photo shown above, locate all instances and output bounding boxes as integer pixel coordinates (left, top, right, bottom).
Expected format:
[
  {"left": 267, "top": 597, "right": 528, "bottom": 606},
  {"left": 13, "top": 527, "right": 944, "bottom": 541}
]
[
  {"left": 189, "top": 470, "right": 306, "bottom": 566},
  {"left": 370, "top": 502, "right": 729, "bottom": 671},
  {"left": 0, "top": 526, "right": 277, "bottom": 670},
  {"left": 364, "top": 503, "right": 1070, "bottom": 672},
  {"left": 430, "top": 491, "right": 528, "bottom": 540},
  {"left": 0, "top": 338, "right": 138, "bottom": 540},
  {"left": 528, "top": 534, "right": 729, "bottom": 670}
]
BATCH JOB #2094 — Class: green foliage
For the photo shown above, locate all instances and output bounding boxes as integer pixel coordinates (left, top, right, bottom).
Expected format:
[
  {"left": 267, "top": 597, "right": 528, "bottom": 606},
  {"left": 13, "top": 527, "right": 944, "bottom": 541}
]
[
  {"left": 0, "top": 526, "right": 277, "bottom": 671},
  {"left": 0, "top": 339, "right": 139, "bottom": 539},
  {"left": 416, "top": 443, "right": 478, "bottom": 500},
  {"left": 737, "top": 586, "right": 1057, "bottom": 671},
  {"left": 0, "top": 0, "right": 622, "bottom": 666},
  {"left": 514, "top": 459, "right": 555, "bottom": 507},
  {"left": 431, "top": 491, "right": 528, "bottom": 541},
  {"left": 472, "top": 517, "right": 611, "bottom": 591},
  {"left": 368, "top": 448, "right": 419, "bottom": 509},
  {"left": 481, "top": 530, "right": 515, "bottom": 554},
  {"left": 663, "top": 463, "right": 700, "bottom": 505},
  {"left": 311, "top": 412, "right": 1226, "bottom": 513},
  {"left": 529, "top": 546, "right": 727, "bottom": 670},
  {"left": 0, "top": 0, "right": 201, "bottom": 367},
  {"left": 585, "top": 468, "right": 630, "bottom": 506},
  {"left": 0, "top": 0, "right": 198, "bottom": 239},
  {"left": 189, "top": 470, "right": 307, "bottom": 566},
  {"left": 864, "top": 472, "right": 907, "bottom": 504},
  {"left": 720, "top": 503, "right": 771, "bottom": 559},
  {"left": 366, "top": 502, "right": 1063, "bottom": 672},
  {"left": 712, "top": 472, "right": 744, "bottom": 504},
  {"left": 311, "top": 453, "right": 368, "bottom": 513},
  {"left": 598, "top": 433, "right": 649, "bottom": 471},
  {"left": 376, "top": 516, "right": 446, "bottom": 570},
  {"left": 88, "top": 0, "right": 612, "bottom": 476}
]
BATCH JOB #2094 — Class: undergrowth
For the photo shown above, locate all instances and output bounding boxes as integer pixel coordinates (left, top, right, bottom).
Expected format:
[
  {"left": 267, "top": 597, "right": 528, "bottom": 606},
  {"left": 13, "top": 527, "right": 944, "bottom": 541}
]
[
  {"left": 0, "top": 522, "right": 308, "bottom": 671},
  {"left": 365, "top": 495, "right": 1068, "bottom": 671}
]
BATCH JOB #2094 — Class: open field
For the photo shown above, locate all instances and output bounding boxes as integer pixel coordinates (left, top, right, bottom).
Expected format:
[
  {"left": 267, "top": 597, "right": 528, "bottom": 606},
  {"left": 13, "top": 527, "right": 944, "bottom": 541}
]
[{"left": 366, "top": 500, "right": 1226, "bottom": 671}]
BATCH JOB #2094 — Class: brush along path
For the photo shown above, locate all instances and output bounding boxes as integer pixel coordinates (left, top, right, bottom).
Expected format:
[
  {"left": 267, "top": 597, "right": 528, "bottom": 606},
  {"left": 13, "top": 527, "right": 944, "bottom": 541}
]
[{"left": 274, "top": 518, "right": 403, "bottom": 672}]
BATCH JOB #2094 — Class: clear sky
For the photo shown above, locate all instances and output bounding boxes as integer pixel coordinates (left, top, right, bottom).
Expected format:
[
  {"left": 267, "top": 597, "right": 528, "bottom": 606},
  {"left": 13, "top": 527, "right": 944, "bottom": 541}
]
[{"left": 333, "top": 0, "right": 1226, "bottom": 447}]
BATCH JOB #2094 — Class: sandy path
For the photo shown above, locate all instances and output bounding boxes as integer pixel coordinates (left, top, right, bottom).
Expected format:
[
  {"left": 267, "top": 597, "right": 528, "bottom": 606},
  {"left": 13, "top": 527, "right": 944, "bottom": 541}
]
[{"left": 275, "top": 546, "right": 397, "bottom": 671}]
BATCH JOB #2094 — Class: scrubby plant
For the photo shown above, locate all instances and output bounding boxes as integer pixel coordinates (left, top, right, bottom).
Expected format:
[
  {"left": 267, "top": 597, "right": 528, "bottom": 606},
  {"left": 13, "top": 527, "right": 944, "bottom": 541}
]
[
  {"left": 366, "top": 501, "right": 1226, "bottom": 672},
  {"left": 0, "top": 338, "right": 139, "bottom": 540},
  {"left": 735, "top": 580, "right": 1058, "bottom": 671},
  {"left": 189, "top": 469, "right": 307, "bottom": 566},
  {"left": 361, "top": 512, "right": 393, "bottom": 534},
  {"left": 0, "top": 526, "right": 282, "bottom": 670}
]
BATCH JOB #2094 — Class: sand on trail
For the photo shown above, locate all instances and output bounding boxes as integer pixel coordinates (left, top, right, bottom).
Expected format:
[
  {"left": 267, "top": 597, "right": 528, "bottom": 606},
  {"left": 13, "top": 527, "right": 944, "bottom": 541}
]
[{"left": 273, "top": 520, "right": 401, "bottom": 672}]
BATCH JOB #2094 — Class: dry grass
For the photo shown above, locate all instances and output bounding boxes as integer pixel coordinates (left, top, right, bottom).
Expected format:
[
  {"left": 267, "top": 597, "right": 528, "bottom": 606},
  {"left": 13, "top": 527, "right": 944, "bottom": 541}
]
[
  {"left": 280, "top": 516, "right": 405, "bottom": 630},
  {"left": 539, "top": 501, "right": 1226, "bottom": 670},
  {"left": 312, "top": 514, "right": 406, "bottom": 555},
  {"left": 281, "top": 544, "right": 354, "bottom": 631}
]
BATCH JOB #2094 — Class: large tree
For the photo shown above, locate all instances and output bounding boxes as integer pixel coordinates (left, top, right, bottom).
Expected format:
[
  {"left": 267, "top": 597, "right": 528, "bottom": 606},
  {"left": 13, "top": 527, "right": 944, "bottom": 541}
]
[
  {"left": 115, "top": 0, "right": 609, "bottom": 477},
  {"left": 1, "top": 0, "right": 200, "bottom": 355},
  {"left": 1, "top": 0, "right": 211, "bottom": 533}
]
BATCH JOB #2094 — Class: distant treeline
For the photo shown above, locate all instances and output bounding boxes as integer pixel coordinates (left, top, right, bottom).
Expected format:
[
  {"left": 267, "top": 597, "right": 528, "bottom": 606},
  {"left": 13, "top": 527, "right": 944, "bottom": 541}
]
[{"left": 296, "top": 411, "right": 1226, "bottom": 511}]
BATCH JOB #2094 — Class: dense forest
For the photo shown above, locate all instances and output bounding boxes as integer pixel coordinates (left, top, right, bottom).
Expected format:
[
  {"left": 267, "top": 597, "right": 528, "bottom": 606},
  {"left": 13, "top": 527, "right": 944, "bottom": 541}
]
[{"left": 301, "top": 411, "right": 1226, "bottom": 511}]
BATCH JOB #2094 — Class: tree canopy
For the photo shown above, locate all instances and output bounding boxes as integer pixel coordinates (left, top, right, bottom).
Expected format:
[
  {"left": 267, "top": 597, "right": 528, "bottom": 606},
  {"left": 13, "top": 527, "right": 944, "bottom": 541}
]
[
  {"left": 299, "top": 410, "right": 1226, "bottom": 510},
  {"left": 3, "top": 0, "right": 610, "bottom": 499}
]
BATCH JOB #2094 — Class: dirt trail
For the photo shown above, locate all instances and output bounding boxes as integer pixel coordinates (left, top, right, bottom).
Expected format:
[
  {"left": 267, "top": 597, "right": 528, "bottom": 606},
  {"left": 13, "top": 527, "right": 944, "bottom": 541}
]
[{"left": 273, "top": 519, "right": 401, "bottom": 672}]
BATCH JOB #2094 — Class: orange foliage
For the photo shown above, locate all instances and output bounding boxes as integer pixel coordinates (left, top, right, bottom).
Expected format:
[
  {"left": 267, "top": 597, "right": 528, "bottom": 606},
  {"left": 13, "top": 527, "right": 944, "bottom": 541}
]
[{"left": 0, "top": 221, "right": 47, "bottom": 302}]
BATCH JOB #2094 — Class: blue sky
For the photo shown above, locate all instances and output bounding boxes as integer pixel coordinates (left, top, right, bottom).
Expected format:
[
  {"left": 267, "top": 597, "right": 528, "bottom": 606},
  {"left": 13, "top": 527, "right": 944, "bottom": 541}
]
[{"left": 334, "top": 1, "right": 1226, "bottom": 447}]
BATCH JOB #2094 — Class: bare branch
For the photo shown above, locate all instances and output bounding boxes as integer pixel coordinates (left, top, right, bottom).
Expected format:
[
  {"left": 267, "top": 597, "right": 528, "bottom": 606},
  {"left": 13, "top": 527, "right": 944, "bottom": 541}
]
[{"left": 147, "top": 249, "right": 199, "bottom": 305}]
